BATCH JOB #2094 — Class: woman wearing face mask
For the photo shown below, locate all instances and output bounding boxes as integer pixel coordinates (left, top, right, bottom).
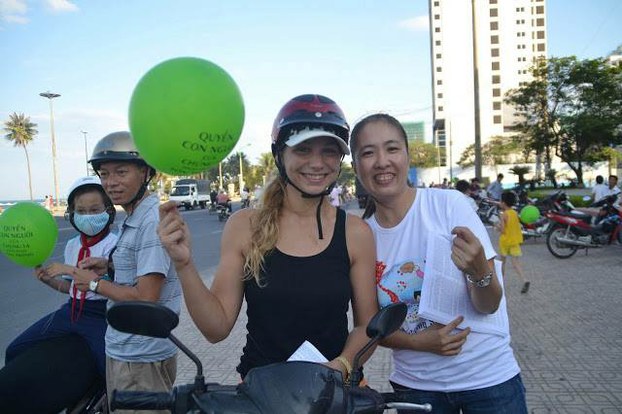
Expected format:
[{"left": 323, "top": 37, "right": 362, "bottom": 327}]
[{"left": 5, "top": 176, "right": 117, "bottom": 378}]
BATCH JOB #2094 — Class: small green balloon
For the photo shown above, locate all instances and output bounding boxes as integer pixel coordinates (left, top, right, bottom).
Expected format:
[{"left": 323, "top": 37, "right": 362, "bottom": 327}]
[
  {"left": 129, "top": 57, "right": 245, "bottom": 175},
  {"left": 0, "top": 202, "right": 58, "bottom": 267},
  {"left": 519, "top": 205, "right": 540, "bottom": 224}
]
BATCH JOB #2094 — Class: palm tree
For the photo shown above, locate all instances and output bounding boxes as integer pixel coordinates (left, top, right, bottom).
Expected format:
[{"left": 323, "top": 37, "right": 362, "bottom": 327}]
[{"left": 3, "top": 113, "right": 38, "bottom": 200}]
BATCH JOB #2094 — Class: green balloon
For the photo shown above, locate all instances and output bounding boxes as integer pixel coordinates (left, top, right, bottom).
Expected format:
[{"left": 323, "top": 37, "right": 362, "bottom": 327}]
[
  {"left": 0, "top": 202, "right": 58, "bottom": 267},
  {"left": 519, "top": 205, "right": 540, "bottom": 224},
  {"left": 129, "top": 57, "right": 245, "bottom": 175}
]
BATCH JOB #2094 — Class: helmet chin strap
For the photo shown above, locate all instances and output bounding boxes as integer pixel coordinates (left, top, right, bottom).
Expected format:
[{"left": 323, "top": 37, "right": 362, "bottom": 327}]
[
  {"left": 276, "top": 151, "right": 343, "bottom": 240},
  {"left": 125, "top": 168, "right": 154, "bottom": 214}
]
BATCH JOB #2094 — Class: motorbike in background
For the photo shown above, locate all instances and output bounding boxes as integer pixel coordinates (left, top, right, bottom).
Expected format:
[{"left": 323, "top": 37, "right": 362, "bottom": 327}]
[
  {"left": 217, "top": 204, "right": 231, "bottom": 222},
  {"left": 106, "top": 301, "right": 432, "bottom": 413},
  {"left": 519, "top": 191, "right": 575, "bottom": 240},
  {"left": 545, "top": 194, "right": 622, "bottom": 258}
]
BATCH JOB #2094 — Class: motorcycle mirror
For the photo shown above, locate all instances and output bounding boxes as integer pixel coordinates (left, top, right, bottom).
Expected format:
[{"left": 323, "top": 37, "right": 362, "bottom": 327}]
[
  {"left": 107, "top": 301, "right": 179, "bottom": 338},
  {"left": 366, "top": 302, "right": 407, "bottom": 340},
  {"left": 349, "top": 302, "right": 407, "bottom": 387}
]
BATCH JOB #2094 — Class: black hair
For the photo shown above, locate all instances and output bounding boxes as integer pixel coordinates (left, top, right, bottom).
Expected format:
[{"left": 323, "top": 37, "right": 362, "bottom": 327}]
[
  {"left": 501, "top": 190, "right": 517, "bottom": 207},
  {"left": 595, "top": 175, "right": 604, "bottom": 184},
  {"left": 455, "top": 180, "right": 470, "bottom": 194},
  {"left": 350, "top": 113, "right": 410, "bottom": 219}
]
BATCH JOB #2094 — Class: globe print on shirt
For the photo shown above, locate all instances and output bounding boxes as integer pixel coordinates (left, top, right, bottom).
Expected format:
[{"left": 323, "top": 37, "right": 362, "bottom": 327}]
[{"left": 376, "top": 260, "right": 433, "bottom": 334}]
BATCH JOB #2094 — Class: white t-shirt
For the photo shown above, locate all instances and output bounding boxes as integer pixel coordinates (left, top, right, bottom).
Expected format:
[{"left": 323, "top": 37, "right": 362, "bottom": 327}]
[
  {"left": 592, "top": 183, "right": 610, "bottom": 202},
  {"left": 366, "top": 188, "right": 520, "bottom": 392},
  {"left": 64, "top": 232, "right": 118, "bottom": 300}
]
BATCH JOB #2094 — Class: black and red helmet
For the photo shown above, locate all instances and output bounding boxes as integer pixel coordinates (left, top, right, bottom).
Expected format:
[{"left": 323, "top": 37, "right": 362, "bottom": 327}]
[{"left": 271, "top": 94, "right": 350, "bottom": 154}]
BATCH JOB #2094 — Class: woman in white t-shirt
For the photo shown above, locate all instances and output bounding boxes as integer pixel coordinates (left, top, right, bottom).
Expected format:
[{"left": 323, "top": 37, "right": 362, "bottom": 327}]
[{"left": 350, "top": 113, "right": 527, "bottom": 413}]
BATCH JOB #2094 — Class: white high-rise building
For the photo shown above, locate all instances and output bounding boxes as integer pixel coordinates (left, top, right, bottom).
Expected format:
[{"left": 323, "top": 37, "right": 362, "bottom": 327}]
[{"left": 429, "top": 0, "right": 547, "bottom": 173}]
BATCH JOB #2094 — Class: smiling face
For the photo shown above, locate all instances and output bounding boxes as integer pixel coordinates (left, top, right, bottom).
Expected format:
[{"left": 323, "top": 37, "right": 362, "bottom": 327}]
[
  {"left": 351, "top": 119, "right": 410, "bottom": 202},
  {"left": 97, "top": 161, "right": 147, "bottom": 208},
  {"left": 281, "top": 136, "right": 343, "bottom": 195}
]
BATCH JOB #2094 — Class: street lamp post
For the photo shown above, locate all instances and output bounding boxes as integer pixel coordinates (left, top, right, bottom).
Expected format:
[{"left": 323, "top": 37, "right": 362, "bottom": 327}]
[
  {"left": 80, "top": 130, "right": 89, "bottom": 175},
  {"left": 40, "top": 91, "right": 61, "bottom": 209}
]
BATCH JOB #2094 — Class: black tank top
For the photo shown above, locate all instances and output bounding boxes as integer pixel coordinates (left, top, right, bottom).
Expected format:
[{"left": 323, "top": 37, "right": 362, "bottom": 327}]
[{"left": 238, "top": 208, "right": 351, "bottom": 378}]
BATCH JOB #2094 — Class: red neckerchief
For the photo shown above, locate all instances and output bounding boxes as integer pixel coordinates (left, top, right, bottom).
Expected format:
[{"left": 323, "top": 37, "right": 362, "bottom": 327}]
[{"left": 71, "top": 231, "right": 108, "bottom": 323}]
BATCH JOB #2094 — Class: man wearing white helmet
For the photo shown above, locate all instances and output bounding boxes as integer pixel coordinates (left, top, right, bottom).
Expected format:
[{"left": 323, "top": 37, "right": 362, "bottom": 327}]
[
  {"left": 3, "top": 176, "right": 117, "bottom": 411},
  {"left": 72, "top": 131, "right": 181, "bottom": 409}
]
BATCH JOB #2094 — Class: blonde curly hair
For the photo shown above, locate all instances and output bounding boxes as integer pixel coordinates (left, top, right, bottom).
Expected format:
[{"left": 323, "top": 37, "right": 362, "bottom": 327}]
[{"left": 243, "top": 174, "right": 287, "bottom": 285}]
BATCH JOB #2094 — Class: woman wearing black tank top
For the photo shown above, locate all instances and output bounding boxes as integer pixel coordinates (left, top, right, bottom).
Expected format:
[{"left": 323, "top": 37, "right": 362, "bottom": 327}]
[{"left": 158, "top": 94, "right": 379, "bottom": 381}]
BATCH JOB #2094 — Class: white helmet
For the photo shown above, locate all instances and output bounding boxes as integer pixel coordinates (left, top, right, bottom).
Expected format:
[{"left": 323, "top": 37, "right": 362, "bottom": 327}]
[{"left": 67, "top": 176, "right": 103, "bottom": 207}]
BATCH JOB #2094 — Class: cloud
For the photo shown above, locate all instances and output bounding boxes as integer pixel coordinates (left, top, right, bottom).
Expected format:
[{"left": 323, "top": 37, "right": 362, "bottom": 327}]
[
  {"left": 398, "top": 15, "right": 429, "bottom": 32},
  {"left": 0, "top": 0, "right": 29, "bottom": 24},
  {"left": 44, "top": 0, "right": 78, "bottom": 13}
]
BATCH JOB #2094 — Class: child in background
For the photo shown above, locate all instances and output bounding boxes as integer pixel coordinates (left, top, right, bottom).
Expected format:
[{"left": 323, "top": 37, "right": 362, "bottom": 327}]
[{"left": 497, "top": 190, "right": 530, "bottom": 293}]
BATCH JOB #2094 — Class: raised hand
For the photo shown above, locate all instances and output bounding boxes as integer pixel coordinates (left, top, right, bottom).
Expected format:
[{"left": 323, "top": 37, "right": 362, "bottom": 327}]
[
  {"left": 450, "top": 226, "right": 490, "bottom": 278},
  {"left": 158, "top": 200, "right": 192, "bottom": 268}
]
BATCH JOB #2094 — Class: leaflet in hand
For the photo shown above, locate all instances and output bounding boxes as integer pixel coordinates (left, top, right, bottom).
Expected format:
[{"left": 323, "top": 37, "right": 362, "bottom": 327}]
[
  {"left": 287, "top": 340, "right": 328, "bottom": 363},
  {"left": 418, "top": 233, "right": 509, "bottom": 337}
]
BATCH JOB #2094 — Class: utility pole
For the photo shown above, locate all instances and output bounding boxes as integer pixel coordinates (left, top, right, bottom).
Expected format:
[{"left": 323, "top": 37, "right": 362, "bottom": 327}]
[{"left": 471, "top": 0, "right": 483, "bottom": 181}]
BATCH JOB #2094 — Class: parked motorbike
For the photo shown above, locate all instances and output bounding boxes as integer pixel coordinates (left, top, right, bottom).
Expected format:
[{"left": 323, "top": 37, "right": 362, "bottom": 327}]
[
  {"left": 545, "top": 194, "right": 622, "bottom": 258},
  {"left": 106, "top": 301, "right": 432, "bottom": 413},
  {"left": 477, "top": 197, "right": 500, "bottom": 225},
  {"left": 519, "top": 191, "right": 574, "bottom": 240}
]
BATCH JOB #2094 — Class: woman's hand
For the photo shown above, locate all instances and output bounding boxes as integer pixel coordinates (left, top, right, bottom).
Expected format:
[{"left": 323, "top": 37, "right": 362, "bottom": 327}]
[
  {"left": 450, "top": 227, "right": 490, "bottom": 278},
  {"left": 413, "top": 316, "right": 470, "bottom": 356},
  {"left": 158, "top": 201, "right": 192, "bottom": 268}
]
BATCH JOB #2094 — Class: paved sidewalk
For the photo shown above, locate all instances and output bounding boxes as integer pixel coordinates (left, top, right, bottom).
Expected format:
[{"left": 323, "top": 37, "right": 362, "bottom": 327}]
[{"left": 172, "top": 208, "right": 622, "bottom": 413}]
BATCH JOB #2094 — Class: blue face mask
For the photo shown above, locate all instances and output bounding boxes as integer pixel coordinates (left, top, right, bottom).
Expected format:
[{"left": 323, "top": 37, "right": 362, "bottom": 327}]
[{"left": 73, "top": 211, "right": 110, "bottom": 236}]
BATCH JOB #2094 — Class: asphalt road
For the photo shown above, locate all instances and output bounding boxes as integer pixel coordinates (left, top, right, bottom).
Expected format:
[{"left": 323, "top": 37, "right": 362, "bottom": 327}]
[{"left": 0, "top": 203, "right": 230, "bottom": 367}]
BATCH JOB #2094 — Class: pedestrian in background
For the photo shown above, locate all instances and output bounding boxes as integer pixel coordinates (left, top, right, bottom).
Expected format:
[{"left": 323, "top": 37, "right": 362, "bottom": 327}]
[{"left": 497, "top": 190, "right": 530, "bottom": 294}]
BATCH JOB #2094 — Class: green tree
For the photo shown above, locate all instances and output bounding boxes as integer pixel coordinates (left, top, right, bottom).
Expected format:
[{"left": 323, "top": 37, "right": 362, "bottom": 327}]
[
  {"left": 409, "top": 140, "right": 439, "bottom": 168},
  {"left": 3, "top": 113, "right": 38, "bottom": 200},
  {"left": 506, "top": 56, "right": 622, "bottom": 185},
  {"left": 509, "top": 165, "right": 532, "bottom": 186},
  {"left": 256, "top": 152, "right": 276, "bottom": 185},
  {"left": 457, "top": 136, "right": 523, "bottom": 168}
]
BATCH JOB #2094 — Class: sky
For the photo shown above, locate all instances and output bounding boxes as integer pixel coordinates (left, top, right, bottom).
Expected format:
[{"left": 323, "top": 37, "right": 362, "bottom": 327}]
[{"left": 1, "top": 0, "right": 621, "bottom": 201}]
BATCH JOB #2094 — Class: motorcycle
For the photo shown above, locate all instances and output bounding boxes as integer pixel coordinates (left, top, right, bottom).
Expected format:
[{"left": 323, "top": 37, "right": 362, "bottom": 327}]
[
  {"left": 545, "top": 194, "right": 622, "bottom": 258},
  {"left": 217, "top": 204, "right": 231, "bottom": 222},
  {"left": 477, "top": 197, "right": 500, "bottom": 225},
  {"left": 0, "top": 334, "right": 107, "bottom": 413},
  {"left": 106, "top": 301, "right": 432, "bottom": 413},
  {"left": 519, "top": 191, "right": 574, "bottom": 240}
]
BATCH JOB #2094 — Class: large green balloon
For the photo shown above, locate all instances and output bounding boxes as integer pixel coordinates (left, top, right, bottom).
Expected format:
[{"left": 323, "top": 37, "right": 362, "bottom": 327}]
[
  {"left": 129, "top": 57, "right": 245, "bottom": 175},
  {"left": 0, "top": 202, "right": 58, "bottom": 267},
  {"left": 519, "top": 205, "right": 540, "bottom": 224}
]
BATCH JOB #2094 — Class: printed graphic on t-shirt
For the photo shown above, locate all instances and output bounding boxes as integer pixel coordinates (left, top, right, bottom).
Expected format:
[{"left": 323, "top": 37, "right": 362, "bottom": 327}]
[{"left": 376, "top": 260, "right": 433, "bottom": 334}]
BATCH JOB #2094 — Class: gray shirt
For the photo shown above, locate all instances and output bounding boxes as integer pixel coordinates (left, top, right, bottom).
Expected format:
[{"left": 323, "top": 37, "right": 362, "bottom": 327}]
[{"left": 106, "top": 193, "right": 182, "bottom": 362}]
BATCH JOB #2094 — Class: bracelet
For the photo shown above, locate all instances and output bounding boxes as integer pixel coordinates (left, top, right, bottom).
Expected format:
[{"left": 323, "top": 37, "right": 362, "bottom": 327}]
[
  {"left": 465, "top": 270, "right": 493, "bottom": 288},
  {"left": 335, "top": 356, "right": 352, "bottom": 379}
]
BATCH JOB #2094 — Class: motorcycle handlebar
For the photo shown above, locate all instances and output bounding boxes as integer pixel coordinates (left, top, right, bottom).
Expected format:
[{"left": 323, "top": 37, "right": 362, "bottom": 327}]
[{"left": 110, "top": 389, "right": 173, "bottom": 411}]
